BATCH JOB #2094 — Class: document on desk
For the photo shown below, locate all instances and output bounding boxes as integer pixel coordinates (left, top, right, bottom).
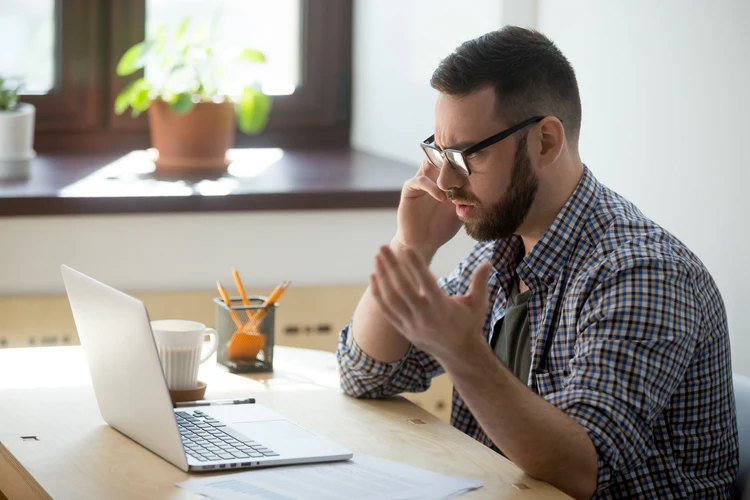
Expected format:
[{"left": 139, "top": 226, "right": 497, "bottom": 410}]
[{"left": 177, "top": 455, "right": 483, "bottom": 500}]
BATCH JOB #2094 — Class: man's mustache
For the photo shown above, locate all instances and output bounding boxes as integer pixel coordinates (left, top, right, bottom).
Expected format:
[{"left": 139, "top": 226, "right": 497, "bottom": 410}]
[{"left": 444, "top": 189, "right": 479, "bottom": 205}]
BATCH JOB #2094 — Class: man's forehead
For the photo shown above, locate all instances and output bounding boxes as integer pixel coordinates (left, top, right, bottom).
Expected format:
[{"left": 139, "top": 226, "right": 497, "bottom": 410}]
[{"left": 434, "top": 88, "right": 505, "bottom": 148}]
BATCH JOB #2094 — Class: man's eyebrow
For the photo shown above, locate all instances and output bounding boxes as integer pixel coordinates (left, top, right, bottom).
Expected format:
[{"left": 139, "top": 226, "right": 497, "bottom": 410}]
[{"left": 435, "top": 139, "right": 475, "bottom": 151}]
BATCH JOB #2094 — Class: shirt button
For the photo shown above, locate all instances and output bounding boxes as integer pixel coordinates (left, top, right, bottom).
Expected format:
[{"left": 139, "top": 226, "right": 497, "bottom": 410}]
[{"left": 545, "top": 275, "right": 555, "bottom": 284}]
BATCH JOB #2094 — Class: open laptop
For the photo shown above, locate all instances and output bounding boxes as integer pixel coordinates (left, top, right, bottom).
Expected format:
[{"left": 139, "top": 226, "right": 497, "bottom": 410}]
[{"left": 61, "top": 265, "right": 353, "bottom": 472}]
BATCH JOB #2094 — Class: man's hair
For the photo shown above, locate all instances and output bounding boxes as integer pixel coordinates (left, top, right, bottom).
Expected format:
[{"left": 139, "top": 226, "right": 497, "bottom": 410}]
[{"left": 431, "top": 26, "right": 582, "bottom": 145}]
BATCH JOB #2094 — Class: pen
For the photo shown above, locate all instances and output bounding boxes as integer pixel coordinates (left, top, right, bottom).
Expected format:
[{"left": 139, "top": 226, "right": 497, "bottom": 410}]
[{"left": 174, "top": 398, "right": 256, "bottom": 408}]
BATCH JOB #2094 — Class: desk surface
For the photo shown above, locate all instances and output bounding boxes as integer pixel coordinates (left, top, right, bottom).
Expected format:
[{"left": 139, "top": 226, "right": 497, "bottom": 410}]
[{"left": 0, "top": 346, "right": 569, "bottom": 500}]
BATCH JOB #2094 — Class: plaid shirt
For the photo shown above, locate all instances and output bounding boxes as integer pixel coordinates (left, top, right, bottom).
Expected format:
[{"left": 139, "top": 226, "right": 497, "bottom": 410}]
[{"left": 337, "top": 166, "right": 738, "bottom": 498}]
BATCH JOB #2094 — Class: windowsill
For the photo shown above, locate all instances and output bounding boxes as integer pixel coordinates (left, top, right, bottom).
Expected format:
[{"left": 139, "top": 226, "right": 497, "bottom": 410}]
[{"left": 0, "top": 148, "right": 413, "bottom": 216}]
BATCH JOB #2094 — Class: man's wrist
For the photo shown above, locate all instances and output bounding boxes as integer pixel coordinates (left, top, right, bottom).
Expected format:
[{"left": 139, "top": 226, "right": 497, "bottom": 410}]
[
  {"left": 389, "top": 237, "right": 436, "bottom": 263},
  {"left": 439, "top": 336, "right": 498, "bottom": 379}
]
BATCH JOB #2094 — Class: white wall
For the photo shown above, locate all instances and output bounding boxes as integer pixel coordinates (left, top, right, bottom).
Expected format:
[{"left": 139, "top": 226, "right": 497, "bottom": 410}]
[
  {"left": 0, "top": 210, "right": 471, "bottom": 295},
  {"left": 537, "top": 0, "right": 750, "bottom": 372},
  {"left": 351, "top": 0, "right": 536, "bottom": 166}
]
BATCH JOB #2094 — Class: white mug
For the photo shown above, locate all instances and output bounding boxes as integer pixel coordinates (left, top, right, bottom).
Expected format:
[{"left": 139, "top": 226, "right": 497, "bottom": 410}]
[{"left": 151, "top": 320, "right": 218, "bottom": 391}]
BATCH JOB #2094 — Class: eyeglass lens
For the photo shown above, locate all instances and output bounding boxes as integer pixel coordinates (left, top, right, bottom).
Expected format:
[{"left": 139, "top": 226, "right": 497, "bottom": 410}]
[{"left": 423, "top": 147, "right": 469, "bottom": 176}]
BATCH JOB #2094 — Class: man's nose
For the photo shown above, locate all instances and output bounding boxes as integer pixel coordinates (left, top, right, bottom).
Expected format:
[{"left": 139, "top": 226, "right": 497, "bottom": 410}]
[{"left": 436, "top": 158, "right": 464, "bottom": 192}]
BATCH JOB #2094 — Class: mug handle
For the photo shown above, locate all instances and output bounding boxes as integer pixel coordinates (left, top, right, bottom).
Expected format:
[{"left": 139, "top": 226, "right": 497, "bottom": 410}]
[{"left": 200, "top": 328, "right": 219, "bottom": 363}]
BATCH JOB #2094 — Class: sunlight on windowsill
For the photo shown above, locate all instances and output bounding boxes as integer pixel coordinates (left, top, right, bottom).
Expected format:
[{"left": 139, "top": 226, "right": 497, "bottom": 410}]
[{"left": 57, "top": 148, "right": 284, "bottom": 198}]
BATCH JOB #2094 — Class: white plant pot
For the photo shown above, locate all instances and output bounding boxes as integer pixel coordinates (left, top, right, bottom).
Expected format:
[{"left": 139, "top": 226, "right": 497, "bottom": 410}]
[{"left": 0, "top": 102, "right": 36, "bottom": 180}]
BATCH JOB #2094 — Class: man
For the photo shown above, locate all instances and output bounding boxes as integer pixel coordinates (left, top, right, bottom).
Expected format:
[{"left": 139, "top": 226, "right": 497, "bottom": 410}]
[{"left": 336, "top": 26, "right": 738, "bottom": 499}]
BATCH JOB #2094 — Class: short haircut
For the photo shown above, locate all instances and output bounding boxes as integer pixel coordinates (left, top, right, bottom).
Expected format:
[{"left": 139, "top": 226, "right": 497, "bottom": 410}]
[{"left": 431, "top": 26, "right": 582, "bottom": 145}]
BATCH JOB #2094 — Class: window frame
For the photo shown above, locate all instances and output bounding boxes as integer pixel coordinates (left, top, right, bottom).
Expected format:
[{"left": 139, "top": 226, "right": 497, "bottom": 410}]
[
  {"left": 29, "top": 0, "right": 352, "bottom": 153},
  {"left": 21, "top": 0, "right": 104, "bottom": 133}
]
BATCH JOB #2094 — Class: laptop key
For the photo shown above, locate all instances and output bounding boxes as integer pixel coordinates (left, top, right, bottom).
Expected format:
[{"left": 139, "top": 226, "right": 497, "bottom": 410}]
[
  {"left": 218, "top": 453, "right": 234, "bottom": 460},
  {"left": 176, "top": 411, "right": 191, "bottom": 418},
  {"left": 231, "top": 452, "right": 250, "bottom": 458},
  {"left": 248, "top": 452, "right": 263, "bottom": 458},
  {"left": 263, "top": 452, "right": 280, "bottom": 457}
]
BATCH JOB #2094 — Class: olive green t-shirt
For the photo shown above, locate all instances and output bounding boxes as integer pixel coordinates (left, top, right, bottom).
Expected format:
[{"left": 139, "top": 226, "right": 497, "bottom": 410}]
[{"left": 491, "top": 278, "right": 532, "bottom": 384}]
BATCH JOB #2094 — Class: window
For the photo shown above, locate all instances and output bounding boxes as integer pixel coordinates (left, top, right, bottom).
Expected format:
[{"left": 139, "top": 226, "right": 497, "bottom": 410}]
[
  {"left": 146, "top": 0, "right": 302, "bottom": 96},
  {"left": 0, "top": 0, "right": 352, "bottom": 153},
  {"left": 0, "top": 0, "right": 57, "bottom": 94}
]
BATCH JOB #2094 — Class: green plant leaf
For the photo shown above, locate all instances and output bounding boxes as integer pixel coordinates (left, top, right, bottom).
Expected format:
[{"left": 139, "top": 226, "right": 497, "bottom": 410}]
[
  {"left": 155, "top": 25, "right": 167, "bottom": 54},
  {"left": 114, "top": 80, "right": 136, "bottom": 115},
  {"left": 175, "top": 16, "right": 190, "bottom": 41},
  {"left": 170, "top": 93, "right": 195, "bottom": 114},
  {"left": 130, "top": 86, "right": 152, "bottom": 118},
  {"left": 238, "top": 49, "right": 265, "bottom": 63},
  {"left": 236, "top": 86, "right": 272, "bottom": 135},
  {"left": 113, "top": 78, "right": 150, "bottom": 115},
  {"left": 116, "top": 42, "right": 145, "bottom": 76}
]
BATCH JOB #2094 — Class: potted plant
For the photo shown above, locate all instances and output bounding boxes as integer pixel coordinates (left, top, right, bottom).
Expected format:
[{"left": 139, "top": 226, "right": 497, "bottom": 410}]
[
  {"left": 0, "top": 77, "right": 35, "bottom": 181},
  {"left": 115, "top": 17, "right": 272, "bottom": 173}
]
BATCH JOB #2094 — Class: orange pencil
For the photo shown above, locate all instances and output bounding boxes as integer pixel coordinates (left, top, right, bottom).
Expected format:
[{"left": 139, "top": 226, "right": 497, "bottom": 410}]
[
  {"left": 232, "top": 267, "right": 250, "bottom": 306},
  {"left": 216, "top": 281, "right": 244, "bottom": 331},
  {"left": 244, "top": 281, "right": 290, "bottom": 331}
]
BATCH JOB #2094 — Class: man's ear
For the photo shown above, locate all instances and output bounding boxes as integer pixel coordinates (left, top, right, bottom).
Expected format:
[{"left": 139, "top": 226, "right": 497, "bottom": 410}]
[{"left": 532, "top": 117, "right": 565, "bottom": 169}]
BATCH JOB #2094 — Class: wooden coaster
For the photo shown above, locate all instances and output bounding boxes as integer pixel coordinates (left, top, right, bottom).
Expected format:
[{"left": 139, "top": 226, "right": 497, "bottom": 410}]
[{"left": 169, "top": 380, "right": 207, "bottom": 404}]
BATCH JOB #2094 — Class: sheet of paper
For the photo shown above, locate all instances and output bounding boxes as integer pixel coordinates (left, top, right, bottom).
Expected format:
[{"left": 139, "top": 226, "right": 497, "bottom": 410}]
[{"left": 177, "top": 455, "right": 483, "bottom": 500}]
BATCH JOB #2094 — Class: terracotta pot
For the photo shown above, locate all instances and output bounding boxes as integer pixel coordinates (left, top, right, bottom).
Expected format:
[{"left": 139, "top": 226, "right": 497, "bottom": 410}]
[{"left": 148, "top": 99, "right": 236, "bottom": 173}]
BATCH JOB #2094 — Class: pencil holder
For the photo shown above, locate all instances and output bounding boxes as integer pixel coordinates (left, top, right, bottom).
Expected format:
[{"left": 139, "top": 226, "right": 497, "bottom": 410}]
[{"left": 214, "top": 296, "right": 276, "bottom": 373}]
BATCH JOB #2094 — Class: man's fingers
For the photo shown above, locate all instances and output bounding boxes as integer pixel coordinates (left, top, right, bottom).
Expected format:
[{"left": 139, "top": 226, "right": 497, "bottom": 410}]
[
  {"left": 403, "top": 175, "right": 447, "bottom": 202},
  {"left": 379, "top": 247, "right": 423, "bottom": 312},
  {"left": 373, "top": 253, "right": 413, "bottom": 322},
  {"left": 404, "top": 247, "right": 443, "bottom": 303},
  {"left": 369, "top": 274, "right": 405, "bottom": 331},
  {"left": 468, "top": 261, "right": 493, "bottom": 309},
  {"left": 416, "top": 157, "right": 438, "bottom": 180}
]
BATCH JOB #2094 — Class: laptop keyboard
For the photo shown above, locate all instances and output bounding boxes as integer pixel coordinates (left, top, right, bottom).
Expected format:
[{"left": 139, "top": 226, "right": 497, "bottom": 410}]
[{"left": 175, "top": 410, "right": 279, "bottom": 462}]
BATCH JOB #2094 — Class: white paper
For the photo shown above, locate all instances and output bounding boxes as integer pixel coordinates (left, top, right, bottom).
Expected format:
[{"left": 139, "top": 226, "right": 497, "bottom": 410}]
[{"left": 177, "top": 455, "right": 483, "bottom": 500}]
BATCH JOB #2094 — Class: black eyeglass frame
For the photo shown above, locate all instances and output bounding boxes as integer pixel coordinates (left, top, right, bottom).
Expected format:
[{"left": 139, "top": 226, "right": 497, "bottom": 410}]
[{"left": 420, "top": 116, "right": 546, "bottom": 177}]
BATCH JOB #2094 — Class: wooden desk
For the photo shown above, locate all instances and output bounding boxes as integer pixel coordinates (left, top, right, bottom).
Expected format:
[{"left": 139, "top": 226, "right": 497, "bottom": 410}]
[{"left": 0, "top": 346, "right": 570, "bottom": 499}]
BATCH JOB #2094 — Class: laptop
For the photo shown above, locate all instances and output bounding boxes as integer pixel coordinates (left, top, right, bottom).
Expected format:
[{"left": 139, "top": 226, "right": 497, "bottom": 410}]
[{"left": 61, "top": 265, "right": 353, "bottom": 472}]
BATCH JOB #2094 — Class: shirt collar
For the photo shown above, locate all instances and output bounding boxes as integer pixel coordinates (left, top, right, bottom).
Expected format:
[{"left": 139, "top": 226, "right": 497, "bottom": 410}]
[{"left": 491, "top": 165, "right": 600, "bottom": 290}]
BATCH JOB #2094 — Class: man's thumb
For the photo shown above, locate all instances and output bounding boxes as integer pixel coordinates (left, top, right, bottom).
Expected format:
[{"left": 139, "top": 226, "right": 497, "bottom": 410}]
[{"left": 469, "top": 261, "right": 493, "bottom": 306}]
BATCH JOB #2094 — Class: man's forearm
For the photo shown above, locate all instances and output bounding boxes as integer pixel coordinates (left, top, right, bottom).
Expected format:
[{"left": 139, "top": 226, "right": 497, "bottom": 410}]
[
  {"left": 441, "top": 343, "right": 598, "bottom": 500},
  {"left": 351, "top": 285, "right": 411, "bottom": 363}
]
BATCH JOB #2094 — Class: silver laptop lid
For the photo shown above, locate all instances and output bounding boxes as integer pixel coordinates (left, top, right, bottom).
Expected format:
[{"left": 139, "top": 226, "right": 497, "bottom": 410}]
[{"left": 61, "top": 265, "right": 188, "bottom": 471}]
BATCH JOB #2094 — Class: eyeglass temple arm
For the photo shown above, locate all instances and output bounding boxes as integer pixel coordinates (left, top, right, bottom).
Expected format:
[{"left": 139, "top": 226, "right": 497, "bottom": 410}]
[{"left": 463, "top": 116, "right": 546, "bottom": 156}]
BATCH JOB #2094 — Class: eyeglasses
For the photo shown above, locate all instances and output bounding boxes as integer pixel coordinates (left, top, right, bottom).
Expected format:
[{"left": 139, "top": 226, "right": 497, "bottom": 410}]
[{"left": 420, "top": 116, "right": 545, "bottom": 177}]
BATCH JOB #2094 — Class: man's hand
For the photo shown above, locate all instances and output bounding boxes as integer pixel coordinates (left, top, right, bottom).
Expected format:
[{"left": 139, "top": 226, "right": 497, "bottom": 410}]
[
  {"left": 392, "top": 159, "right": 463, "bottom": 261},
  {"left": 369, "top": 245, "right": 493, "bottom": 364}
]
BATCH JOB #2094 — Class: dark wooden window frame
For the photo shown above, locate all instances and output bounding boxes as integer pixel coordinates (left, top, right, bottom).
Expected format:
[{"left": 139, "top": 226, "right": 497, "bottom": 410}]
[{"left": 29, "top": 0, "right": 352, "bottom": 153}]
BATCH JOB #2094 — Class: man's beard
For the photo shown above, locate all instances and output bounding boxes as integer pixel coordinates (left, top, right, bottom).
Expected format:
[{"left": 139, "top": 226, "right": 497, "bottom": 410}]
[{"left": 448, "top": 135, "right": 538, "bottom": 242}]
